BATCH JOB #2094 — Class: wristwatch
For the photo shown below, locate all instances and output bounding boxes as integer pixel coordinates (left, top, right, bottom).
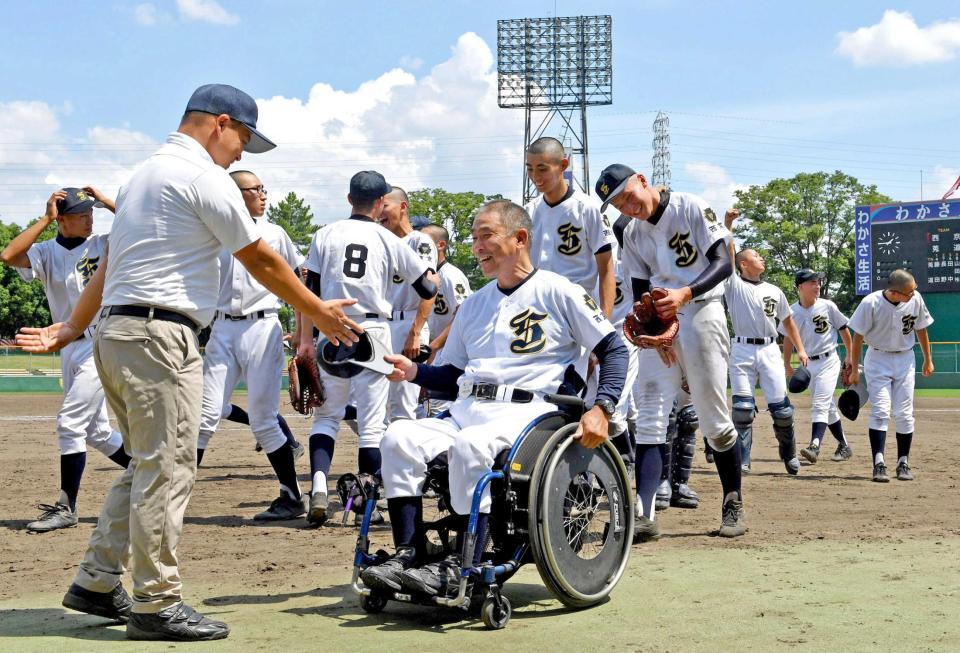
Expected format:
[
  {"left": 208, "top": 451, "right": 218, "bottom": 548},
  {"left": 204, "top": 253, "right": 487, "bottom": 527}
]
[{"left": 594, "top": 398, "right": 616, "bottom": 418}]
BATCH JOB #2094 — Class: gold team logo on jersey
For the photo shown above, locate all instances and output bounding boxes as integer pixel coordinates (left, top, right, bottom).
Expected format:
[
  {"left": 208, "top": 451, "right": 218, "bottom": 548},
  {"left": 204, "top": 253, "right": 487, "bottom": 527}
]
[
  {"left": 434, "top": 294, "right": 448, "bottom": 315},
  {"left": 762, "top": 297, "right": 778, "bottom": 318},
  {"left": 614, "top": 280, "right": 624, "bottom": 305},
  {"left": 812, "top": 314, "right": 829, "bottom": 334},
  {"left": 901, "top": 315, "right": 917, "bottom": 335},
  {"left": 557, "top": 223, "right": 583, "bottom": 255},
  {"left": 454, "top": 283, "right": 466, "bottom": 299},
  {"left": 669, "top": 232, "right": 698, "bottom": 267},
  {"left": 509, "top": 309, "right": 548, "bottom": 354},
  {"left": 76, "top": 255, "right": 100, "bottom": 287},
  {"left": 392, "top": 274, "right": 403, "bottom": 284}
]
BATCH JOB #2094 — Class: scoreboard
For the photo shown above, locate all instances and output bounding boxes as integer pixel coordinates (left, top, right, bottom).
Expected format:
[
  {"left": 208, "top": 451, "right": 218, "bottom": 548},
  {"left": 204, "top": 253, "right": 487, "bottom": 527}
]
[{"left": 854, "top": 198, "right": 960, "bottom": 295}]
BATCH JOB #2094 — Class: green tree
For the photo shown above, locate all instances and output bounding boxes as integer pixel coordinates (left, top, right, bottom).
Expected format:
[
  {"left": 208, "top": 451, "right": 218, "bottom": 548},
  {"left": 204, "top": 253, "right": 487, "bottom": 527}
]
[
  {"left": 266, "top": 191, "right": 317, "bottom": 254},
  {"left": 408, "top": 188, "right": 504, "bottom": 290},
  {"left": 0, "top": 219, "right": 56, "bottom": 337},
  {"left": 732, "top": 171, "right": 890, "bottom": 315}
]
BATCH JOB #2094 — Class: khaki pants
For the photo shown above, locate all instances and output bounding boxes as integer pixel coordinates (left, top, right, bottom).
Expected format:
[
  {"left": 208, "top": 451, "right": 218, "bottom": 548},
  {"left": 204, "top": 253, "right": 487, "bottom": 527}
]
[{"left": 73, "top": 314, "right": 202, "bottom": 614}]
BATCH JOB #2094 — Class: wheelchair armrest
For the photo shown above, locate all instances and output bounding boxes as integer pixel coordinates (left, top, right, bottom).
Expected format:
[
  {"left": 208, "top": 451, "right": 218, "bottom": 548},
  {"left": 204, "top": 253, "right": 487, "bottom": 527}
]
[{"left": 543, "top": 393, "right": 586, "bottom": 420}]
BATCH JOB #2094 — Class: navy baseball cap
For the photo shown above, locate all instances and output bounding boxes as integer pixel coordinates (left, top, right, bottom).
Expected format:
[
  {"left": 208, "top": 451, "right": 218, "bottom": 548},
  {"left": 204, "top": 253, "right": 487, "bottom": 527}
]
[
  {"left": 57, "top": 188, "right": 103, "bottom": 215},
  {"left": 410, "top": 215, "right": 430, "bottom": 230},
  {"left": 794, "top": 269, "right": 825, "bottom": 286},
  {"left": 595, "top": 163, "right": 637, "bottom": 212},
  {"left": 184, "top": 83, "right": 276, "bottom": 154},
  {"left": 349, "top": 171, "right": 392, "bottom": 201}
]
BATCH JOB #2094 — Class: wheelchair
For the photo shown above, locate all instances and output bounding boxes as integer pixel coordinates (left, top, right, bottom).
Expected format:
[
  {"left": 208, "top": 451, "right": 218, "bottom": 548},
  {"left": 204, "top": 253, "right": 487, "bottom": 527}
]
[{"left": 347, "top": 394, "right": 634, "bottom": 629}]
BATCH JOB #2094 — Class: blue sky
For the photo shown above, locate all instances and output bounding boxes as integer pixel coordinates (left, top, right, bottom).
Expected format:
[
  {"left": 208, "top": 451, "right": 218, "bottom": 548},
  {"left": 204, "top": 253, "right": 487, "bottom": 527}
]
[{"left": 1, "top": 1, "right": 958, "bottom": 230}]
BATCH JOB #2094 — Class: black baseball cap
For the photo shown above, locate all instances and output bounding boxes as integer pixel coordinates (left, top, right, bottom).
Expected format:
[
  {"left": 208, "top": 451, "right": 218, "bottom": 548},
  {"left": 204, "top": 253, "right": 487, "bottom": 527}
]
[
  {"left": 595, "top": 163, "right": 637, "bottom": 212},
  {"left": 184, "top": 83, "right": 276, "bottom": 154},
  {"left": 349, "top": 170, "right": 392, "bottom": 201},
  {"left": 57, "top": 188, "right": 103, "bottom": 215},
  {"left": 410, "top": 215, "right": 430, "bottom": 229},
  {"left": 794, "top": 269, "right": 825, "bottom": 286}
]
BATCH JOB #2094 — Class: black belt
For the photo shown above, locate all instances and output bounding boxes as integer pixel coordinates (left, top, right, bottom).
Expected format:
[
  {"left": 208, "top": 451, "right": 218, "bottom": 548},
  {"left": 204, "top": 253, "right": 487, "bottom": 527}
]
[
  {"left": 873, "top": 348, "right": 909, "bottom": 354},
  {"left": 466, "top": 382, "right": 534, "bottom": 403},
  {"left": 366, "top": 312, "right": 380, "bottom": 319},
  {"left": 808, "top": 349, "right": 835, "bottom": 361},
  {"left": 101, "top": 305, "right": 199, "bottom": 333},
  {"left": 736, "top": 337, "right": 775, "bottom": 345},
  {"left": 217, "top": 310, "right": 274, "bottom": 321}
]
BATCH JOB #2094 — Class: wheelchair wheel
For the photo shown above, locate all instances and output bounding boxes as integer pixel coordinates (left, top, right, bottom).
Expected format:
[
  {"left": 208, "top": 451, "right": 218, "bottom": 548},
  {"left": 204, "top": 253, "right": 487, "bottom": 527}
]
[
  {"left": 480, "top": 594, "right": 511, "bottom": 630},
  {"left": 528, "top": 424, "right": 634, "bottom": 608},
  {"left": 361, "top": 591, "right": 388, "bottom": 614}
]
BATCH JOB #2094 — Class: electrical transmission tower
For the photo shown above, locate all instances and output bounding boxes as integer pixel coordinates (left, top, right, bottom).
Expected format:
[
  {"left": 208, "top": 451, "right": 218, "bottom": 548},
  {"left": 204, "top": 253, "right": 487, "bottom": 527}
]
[
  {"left": 497, "top": 16, "right": 613, "bottom": 204},
  {"left": 651, "top": 111, "right": 671, "bottom": 189}
]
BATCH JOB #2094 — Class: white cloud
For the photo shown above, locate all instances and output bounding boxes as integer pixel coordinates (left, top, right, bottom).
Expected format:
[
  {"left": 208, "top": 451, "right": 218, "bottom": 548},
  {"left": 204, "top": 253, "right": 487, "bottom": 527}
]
[
  {"left": 683, "top": 161, "right": 748, "bottom": 215},
  {"left": 399, "top": 55, "right": 424, "bottom": 70},
  {"left": 176, "top": 0, "right": 239, "bottom": 26},
  {"left": 836, "top": 10, "right": 960, "bottom": 67},
  {"left": 133, "top": 3, "right": 157, "bottom": 26}
]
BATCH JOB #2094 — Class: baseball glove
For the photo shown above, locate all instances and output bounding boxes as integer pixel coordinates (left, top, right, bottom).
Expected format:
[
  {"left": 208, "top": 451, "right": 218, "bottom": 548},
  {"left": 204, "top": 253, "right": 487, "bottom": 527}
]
[
  {"left": 623, "top": 288, "right": 679, "bottom": 351},
  {"left": 288, "top": 354, "right": 325, "bottom": 415},
  {"left": 841, "top": 361, "right": 855, "bottom": 387}
]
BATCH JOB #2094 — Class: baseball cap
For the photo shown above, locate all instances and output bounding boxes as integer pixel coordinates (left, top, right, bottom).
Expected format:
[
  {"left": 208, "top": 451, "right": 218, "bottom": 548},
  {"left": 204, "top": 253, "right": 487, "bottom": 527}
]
[
  {"left": 410, "top": 215, "right": 430, "bottom": 230},
  {"left": 184, "top": 83, "right": 276, "bottom": 154},
  {"left": 57, "top": 188, "right": 104, "bottom": 215},
  {"left": 349, "top": 171, "right": 392, "bottom": 202},
  {"left": 595, "top": 163, "right": 637, "bottom": 212},
  {"left": 318, "top": 330, "right": 394, "bottom": 378},
  {"left": 794, "top": 269, "right": 825, "bottom": 286}
]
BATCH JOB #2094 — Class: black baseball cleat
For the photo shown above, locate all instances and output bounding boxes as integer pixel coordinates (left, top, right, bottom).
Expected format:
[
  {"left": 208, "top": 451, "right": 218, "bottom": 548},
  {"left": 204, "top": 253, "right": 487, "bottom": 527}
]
[
  {"left": 654, "top": 480, "right": 671, "bottom": 511},
  {"left": 872, "top": 462, "right": 890, "bottom": 483},
  {"left": 254, "top": 494, "right": 306, "bottom": 521},
  {"left": 896, "top": 461, "right": 914, "bottom": 481},
  {"left": 306, "top": 491, "right": 328, "bottom": 527},
  {"left": 831, "top": 443, "right": 853, "bottom": 462},
  {"left": 784, "top": 457, "right": 801, "bottom": 476},
  {"left": 718, "top": 499, "right": 747, "bottom": 538},
  {"left": 62, "top": 582, "right": 133, "bottom": 622},
  {"left": 27, "top": 502, "right": 78, "bottom": 532},
  {"left": 360, "top": 548, "right": 416, "bottom": 591},
  {"left": 800, "top": 443, "right": 820, "bottom": 464},
  {"left": 399, "top": 555, "right": 462, "bottom": 598},
  {"left": 633, "top": 516, "right": 661, "bottom": 543},
  {"left": 670, "top": 483, "right": 700, "bottom": 509},
  {"left": 126, "top": 602, "right": 229, "bottom": 641}
]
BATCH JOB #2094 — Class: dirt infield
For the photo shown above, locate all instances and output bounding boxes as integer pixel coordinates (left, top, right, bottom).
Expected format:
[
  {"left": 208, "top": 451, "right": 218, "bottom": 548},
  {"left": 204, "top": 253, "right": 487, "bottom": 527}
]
[{"left": 1, "top": 393, "right": 958, "bottom": 651}]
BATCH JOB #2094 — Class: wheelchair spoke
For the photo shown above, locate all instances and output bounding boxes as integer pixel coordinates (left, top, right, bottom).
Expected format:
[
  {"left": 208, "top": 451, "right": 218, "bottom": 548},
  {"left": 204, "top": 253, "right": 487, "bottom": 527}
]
[{"left": 562, "top": 473, "right": 611, "bottom": 560}]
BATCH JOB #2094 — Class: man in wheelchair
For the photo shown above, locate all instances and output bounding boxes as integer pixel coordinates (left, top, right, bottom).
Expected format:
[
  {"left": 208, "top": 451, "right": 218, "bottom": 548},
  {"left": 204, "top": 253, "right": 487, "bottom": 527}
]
[{"left": 360, "top": 199, "right": 628, "bottom": 598}]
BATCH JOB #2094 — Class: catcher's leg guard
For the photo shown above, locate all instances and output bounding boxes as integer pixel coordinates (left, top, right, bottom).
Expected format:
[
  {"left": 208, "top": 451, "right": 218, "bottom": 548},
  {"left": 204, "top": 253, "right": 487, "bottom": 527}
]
[
  {"left": 770, "top": 398, "right": 799, "bottom": 475},
  {"left": 731, "top": 395, "right": 756, "bottom": 471},
  {"left": 670, "top": 405, "right": 699, "bottom": 509},
  {"left": 656, "top": 403, "right": 677, "bottom": 510}
]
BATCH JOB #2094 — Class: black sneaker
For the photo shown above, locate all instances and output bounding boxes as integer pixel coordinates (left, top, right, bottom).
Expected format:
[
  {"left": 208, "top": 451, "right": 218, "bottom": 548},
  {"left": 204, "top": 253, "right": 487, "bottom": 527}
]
[
  {"left": 670, "top": 483, "right": 700, "bottom": 509},
  {"left": 360, "top": 548, "right": 416, "bottom": 591},
  {"left": 718, "top": 499, "right": 747, "bottom": 538},
  {"left": 62, "top": 582, "right": 133, "bottom": 622},
  {"left": 254, "top": 494, "right": 306, "bottom": 521},
  {"left": 896, "top": 461, "right": 914, "bottom": 481},
  {"left": 127, "top": 602, "right": 229, "bottom": 641},
  {"left": 306, "top": 491, "right": 328, "bottom": 527},
  {"left": 831, "top": 443, "right": 853, "bottom": 461},
  {"left": 399, "top": 555, "right": 462, "bottom": 598},
  {"left": 633, "top": 516, "right": 661, "bottom": 543},
  {"left": 800, "top": 443, "right": 820, "bottom": 464},
  {"left": 872, "top": 462, "right": 890, "bottom": 483}
]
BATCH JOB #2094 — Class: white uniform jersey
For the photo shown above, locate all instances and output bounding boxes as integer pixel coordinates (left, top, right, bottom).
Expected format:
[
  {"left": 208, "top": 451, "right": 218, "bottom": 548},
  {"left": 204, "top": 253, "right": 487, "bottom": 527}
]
[
  {"left": 390, "top": 230, "right": 438, "bottom": 312},
  {"left": 724, "top": 275, "right": 791, "bottom": 339},
  {"left": 610, "top": 215, "right": 633, "bottom": 325},
  {"left": 427, "top": 260, "right": 472, "bottom": 338},
  {"left": 621, "top": 191, "right": 730, "bottom": 302},
  {"left": 779, "top": 298, "right": 848, "bottom": 356},
  {"left": 304, "top": 216, "right": 428, "bottom": 319},
  {"left": 848, "top": 290, "right": 934, "bottom": 352},
  {"left": 17, "top": 235, "right": 110, "bottom": 329},
  {"left": 216, "top": 220, "right": 304, "bottom": 315},
  {"left": 527, "top": 187, "right": 616, "bottom": 299},
  {"left": 441, "top": 269, "right": 614, "bottom": 395}
]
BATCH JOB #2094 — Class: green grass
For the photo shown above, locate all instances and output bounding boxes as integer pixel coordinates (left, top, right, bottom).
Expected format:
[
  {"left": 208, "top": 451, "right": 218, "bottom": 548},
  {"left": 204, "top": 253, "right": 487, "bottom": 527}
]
[{"left": 0, "top": 352, "right": 60, "bottom": 373}]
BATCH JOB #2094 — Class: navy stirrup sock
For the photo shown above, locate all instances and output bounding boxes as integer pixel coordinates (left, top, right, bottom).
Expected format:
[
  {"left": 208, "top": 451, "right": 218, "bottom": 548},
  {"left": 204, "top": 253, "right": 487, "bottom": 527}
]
[
  {"left": 358, "top": 447, "right": 381, "bottom": 476},
  {"left": 59, "top": 452, "right": 86, "bottom": 511},
  {"left": 712, "top": 444, "right": 743, "bottom": 502},
  {"left": 309, "top": 433, "right": 336, "bottom": 477},
  {"left": 266, "top": 444, "right": 301, "bottom": 499}
]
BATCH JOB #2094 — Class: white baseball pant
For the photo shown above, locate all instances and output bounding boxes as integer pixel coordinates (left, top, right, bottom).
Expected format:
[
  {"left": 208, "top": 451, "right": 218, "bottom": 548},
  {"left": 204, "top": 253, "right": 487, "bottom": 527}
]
[
  {"left": 864, "top": 348, "right": 916, "bottom": 433},
  {"left": 729, "top": 342, "right": 787, "bottom": 406},
  {"left": 388, "top": 316, "right": 429, "bottom": 421},
  {"left": 58, "top": 337, "right": 124, "bottom": 456},
  {"left": 197, "top": 315, "right": 286, "bottom": 453},
  {"left": 381, "top": 396, "right": 553, "bottom": 514},
  {"left": 807, "top": 351, "right": 842, "bottom": 424},
  {"left": 585, "top": 321, "right": 639, "bottom": 436}
]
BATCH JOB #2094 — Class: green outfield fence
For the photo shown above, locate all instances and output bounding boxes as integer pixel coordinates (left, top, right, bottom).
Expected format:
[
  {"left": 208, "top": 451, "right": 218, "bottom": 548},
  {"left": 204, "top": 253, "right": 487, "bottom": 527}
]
[{"left": 2, "top": 342, "right": 959, "bottom": 392}]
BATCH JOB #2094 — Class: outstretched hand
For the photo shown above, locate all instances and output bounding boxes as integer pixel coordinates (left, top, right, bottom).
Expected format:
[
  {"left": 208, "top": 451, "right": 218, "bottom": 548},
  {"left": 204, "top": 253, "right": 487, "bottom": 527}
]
[
  {"left": 309, "top": 298, "right": 362, "bottom": 346},
  {"left": 16, "top": 322, "right": 80, "bottom": 353},
  {"left": 384, "top": 353, "right": 416, "bottom": 383}
]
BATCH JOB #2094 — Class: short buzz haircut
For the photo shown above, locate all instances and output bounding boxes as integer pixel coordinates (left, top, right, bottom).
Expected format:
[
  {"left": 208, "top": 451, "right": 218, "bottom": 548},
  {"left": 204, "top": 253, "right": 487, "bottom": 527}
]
[
  {"left": 477, "top": 199, "right": 532, "bottom": 237},
  {"left": 229, "top": 169, "right": 256, "bottom": 185},
  {"left": 887, "top": 269, "right": 915, "bottom": 290},
  {"left": 526, "top": 136, "right": 566, "bottom": 163},
  {"left": 388, "top": 186, "right": 409, "bottom": 205},
  {"left": 421, "top": 223, "right": 449, "bottom": 243},
  {"left": 734, "top": 249, "right": 751, "bottom": 272}
]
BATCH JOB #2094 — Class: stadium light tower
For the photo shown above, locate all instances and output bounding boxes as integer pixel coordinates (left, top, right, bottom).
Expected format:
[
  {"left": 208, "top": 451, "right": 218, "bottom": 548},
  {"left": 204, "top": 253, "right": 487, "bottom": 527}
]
[
  {"left": 497, "top": 15, "right": 613, "bottom": 204},
  {"left": 651, "top": 111, "right": 671, "bottom": 188}
]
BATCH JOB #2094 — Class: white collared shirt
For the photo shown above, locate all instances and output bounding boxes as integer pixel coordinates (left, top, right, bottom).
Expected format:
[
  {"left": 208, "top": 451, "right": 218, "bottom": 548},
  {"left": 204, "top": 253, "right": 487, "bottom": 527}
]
[
  {"left": 216, "top": 220, "right": 304, "bottom": 315},
  {"left": 102, "top": 132, "right": 259, "bottom": 327}
]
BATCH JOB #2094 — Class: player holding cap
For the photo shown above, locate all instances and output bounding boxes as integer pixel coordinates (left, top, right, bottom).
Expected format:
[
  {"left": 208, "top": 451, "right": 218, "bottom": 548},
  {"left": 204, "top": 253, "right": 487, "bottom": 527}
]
[
  {"left": 2, "top": 187, "right": 131, "bottom": 533},
  {"left": 597, "top": 164, "right": 746, "bottom": 538},
  {"left": 846, "top": 269, "right": 934, "bottom": 482},
  {"left": 723, "top": 209, "right": 807, "bottom": 475},
  {"left": 781, "top": 268, "right": 854, "bottom": 463},
  {"left": 299, "top": 171, "right": 438, "bottom": 526}
]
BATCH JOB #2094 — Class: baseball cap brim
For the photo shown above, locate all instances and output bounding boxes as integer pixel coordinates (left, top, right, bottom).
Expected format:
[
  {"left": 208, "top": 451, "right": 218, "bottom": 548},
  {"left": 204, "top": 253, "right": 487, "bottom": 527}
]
[
  {"left": 242, "top": 125, "right": 276, "bottom": 154},
  {"left": 600, "top": 176, "right": 630, "bottom": 212}
]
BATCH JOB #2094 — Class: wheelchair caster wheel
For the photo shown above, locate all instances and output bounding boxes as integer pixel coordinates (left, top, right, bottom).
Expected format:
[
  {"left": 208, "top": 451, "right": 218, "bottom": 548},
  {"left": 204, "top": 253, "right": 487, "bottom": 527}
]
[
  {"left": 361, "top": 592, "right": 388, "bottom": 614},
  {"left": 480, "top": 595, "right": 511, "bottom": 629}
]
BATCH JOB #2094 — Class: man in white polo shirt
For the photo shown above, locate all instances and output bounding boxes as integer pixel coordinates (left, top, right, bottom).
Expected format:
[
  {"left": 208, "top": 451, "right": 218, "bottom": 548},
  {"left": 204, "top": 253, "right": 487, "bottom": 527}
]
[{"left": 17, "top": 84, "right": 360, "bottom": 642}]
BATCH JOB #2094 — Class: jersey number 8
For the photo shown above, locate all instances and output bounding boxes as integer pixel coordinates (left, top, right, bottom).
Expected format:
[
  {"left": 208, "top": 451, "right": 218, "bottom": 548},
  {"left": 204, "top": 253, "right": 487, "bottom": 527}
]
[{"left": 343, "top": 244, "right": 368, "bottom": 279}]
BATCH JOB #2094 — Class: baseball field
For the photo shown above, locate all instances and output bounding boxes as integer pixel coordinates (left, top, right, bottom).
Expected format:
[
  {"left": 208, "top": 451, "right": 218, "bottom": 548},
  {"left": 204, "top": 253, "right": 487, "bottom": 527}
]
[{"left": 1, "top": 392, "right": 958, "bottom": 652}]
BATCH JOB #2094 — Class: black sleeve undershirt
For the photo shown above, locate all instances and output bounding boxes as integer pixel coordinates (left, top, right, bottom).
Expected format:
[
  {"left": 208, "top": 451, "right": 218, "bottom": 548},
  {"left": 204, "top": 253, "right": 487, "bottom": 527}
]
[
  {"left": 592, "top": 331, "right": 627, "bottom": 405},
  {"left": 412, "top": 270, "right": 438, "bottom": 299},
  {"left": 687, "top": 239, "right": 732, "bottom": 298}
]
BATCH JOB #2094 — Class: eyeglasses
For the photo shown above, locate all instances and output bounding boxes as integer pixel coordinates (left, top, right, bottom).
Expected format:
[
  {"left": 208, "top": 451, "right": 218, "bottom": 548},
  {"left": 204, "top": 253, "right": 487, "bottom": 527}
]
[{"left": 240, "top": 186, "right": 267, "bottom": 196}]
